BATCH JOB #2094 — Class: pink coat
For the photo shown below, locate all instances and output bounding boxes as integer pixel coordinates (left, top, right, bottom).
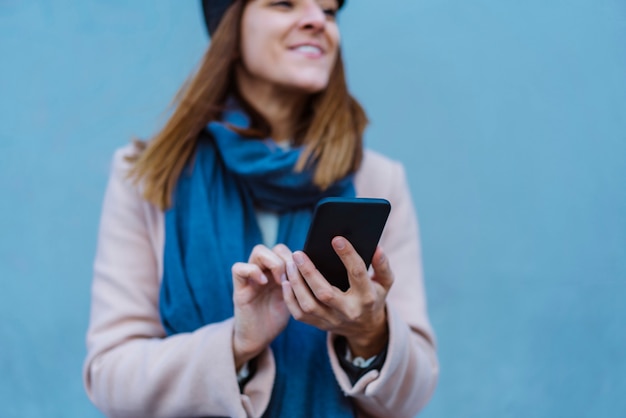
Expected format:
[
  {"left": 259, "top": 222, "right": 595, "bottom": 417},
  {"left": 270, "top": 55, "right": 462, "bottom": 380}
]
[{"left": 83, "top": 145, "right": 439, "bottom": 418}]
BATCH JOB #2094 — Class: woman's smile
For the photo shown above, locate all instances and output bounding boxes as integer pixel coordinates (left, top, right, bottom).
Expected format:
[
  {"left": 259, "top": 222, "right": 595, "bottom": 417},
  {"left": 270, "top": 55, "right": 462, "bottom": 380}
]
[{"left": 288, "top": 42, "right": 326, "bottom": 58}]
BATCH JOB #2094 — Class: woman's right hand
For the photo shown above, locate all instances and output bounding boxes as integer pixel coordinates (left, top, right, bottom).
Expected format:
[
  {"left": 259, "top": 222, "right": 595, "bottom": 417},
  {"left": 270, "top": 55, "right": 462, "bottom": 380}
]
[{"left": 232, "top": 244, "right": 290, "bottom": 370}]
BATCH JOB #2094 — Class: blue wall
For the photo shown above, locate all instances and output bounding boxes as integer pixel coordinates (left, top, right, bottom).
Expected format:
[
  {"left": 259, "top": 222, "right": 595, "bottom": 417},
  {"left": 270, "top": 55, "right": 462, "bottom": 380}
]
[{"left": 1, "top": 1, "right": 624, "bottom": 417}]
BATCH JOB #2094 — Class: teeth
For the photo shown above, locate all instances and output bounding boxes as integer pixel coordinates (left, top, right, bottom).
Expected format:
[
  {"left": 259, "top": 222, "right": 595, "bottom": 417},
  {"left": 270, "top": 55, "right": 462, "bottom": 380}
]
[{"left": 295, "top": 45, "right": 321, "bottom": 54}]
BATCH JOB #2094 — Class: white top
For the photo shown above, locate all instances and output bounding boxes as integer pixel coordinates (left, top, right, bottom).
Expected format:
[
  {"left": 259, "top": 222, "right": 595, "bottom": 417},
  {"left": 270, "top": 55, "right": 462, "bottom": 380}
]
[{"left": 255, "top": 209, "right": 280, "bottom": 248}]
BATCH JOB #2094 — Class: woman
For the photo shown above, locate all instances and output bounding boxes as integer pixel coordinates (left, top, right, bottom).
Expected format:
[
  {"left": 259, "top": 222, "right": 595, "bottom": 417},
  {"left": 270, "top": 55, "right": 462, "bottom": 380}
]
[{"left": 83, "top": 0, "right": 438, "bottom": 417}]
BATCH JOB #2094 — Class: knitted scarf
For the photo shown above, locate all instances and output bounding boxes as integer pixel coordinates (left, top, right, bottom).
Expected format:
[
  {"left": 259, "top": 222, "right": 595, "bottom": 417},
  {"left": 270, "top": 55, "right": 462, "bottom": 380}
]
[{"left": 160, "top": 106, "right": 356, "bottom": 417}]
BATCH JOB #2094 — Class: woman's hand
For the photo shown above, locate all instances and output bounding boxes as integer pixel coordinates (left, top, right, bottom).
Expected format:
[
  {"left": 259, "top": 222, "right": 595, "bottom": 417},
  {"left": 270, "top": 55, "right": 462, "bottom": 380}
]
[
  {"left": 232, "top": 245, "right": 290, "bottom": 370},
  {"left": 274, "top": 238, "right": 394, "bottom": 359}
]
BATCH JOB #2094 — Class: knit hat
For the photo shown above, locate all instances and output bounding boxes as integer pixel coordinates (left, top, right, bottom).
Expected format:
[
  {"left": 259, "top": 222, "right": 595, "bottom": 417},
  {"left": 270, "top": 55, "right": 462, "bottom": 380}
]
[{"left": 202, "top": 0, "right": 346, "bottom": 35}]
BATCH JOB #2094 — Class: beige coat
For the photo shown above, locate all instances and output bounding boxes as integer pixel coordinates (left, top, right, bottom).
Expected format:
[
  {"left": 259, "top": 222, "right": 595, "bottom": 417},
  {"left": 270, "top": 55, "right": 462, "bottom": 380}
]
[{"left": 83, "top": 145, "right": 439, "bottom": 418}]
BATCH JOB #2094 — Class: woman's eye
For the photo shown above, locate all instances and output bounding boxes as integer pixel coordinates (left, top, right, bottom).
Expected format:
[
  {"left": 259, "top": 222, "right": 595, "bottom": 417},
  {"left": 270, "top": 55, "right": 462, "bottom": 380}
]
[
  {"left": 323, "top": 8, "right": 337, "bottom": 18},
  {"left": 272, "top": 1, "right": 293, "bottom": 8}
]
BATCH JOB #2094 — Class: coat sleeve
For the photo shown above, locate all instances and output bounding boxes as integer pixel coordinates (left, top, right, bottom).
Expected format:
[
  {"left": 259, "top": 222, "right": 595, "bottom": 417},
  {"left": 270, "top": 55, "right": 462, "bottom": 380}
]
[
  {"left": 327, "top": 155, "right": 439, "bottom": 418},
  {"left": 83, "top": 147, "right": 275, "bottom": 418}
]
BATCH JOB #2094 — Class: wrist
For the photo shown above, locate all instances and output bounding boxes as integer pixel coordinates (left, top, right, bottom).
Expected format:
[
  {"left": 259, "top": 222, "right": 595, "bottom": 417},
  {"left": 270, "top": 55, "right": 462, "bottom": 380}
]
[
  {"left": 345, "top": 311, "right": 389, "bottom": 359},
  {"left": 232, "top": 333, "right": 262, "bottom": 370}
]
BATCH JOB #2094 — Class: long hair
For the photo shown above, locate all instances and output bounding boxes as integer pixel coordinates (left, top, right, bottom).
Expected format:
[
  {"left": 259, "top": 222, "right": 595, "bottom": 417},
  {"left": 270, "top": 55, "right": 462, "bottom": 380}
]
[{"left": 128, "top": 0, "right": 368, "bottom": 210}]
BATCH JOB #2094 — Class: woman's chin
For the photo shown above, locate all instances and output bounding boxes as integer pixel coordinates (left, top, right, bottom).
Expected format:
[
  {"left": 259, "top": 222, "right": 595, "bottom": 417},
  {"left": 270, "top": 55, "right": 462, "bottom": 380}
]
[{"left": 283, "top": 78, "right": 330, "bottom": 95}]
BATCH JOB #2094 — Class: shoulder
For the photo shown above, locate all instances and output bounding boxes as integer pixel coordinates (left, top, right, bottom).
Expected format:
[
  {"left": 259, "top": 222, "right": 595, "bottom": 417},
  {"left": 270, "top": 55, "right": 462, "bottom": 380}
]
[
  {"left": 100, "top": 143, "right": 164, "bottom": 266},
  {"left": 106, "top": 142, "right": 153, "bottom": 199},
  {"left": 354, "top": 149, "right": 406, "bottom": 198},
  {"left": 102, "top": 142, "right": 160, "bottom": 218},
  {"left": 110, "top": 142, "right": 142, "bottom": 177}
]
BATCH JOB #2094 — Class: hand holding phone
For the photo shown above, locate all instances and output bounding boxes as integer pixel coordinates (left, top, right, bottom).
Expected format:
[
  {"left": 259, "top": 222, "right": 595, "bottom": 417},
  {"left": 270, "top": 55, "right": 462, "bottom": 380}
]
[{"left": 302, "top": 197, "right": 391, "bottom": 291}]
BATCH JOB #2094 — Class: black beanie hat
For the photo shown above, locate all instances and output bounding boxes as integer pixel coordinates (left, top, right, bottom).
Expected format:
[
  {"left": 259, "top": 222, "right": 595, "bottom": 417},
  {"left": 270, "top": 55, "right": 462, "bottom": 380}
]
[{"left": 202, "top": 0, "right": 346, "bottom": 36}]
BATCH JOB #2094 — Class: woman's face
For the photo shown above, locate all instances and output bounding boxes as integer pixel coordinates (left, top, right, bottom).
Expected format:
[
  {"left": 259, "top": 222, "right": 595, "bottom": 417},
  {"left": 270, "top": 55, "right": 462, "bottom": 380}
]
[{"left": 238, "top": 0, "right": 341, "bottom": 94}]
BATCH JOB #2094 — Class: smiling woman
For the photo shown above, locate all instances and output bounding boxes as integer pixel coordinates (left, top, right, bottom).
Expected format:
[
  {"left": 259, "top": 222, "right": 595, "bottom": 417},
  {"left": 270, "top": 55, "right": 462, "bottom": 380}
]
[{"left": 82, "top": 1, "right": 438, "bottom": 417}]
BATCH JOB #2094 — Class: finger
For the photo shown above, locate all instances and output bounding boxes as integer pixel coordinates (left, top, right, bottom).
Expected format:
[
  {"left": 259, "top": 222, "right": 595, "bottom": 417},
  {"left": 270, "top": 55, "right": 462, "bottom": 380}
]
[
  {"left": 331, "top": 236, "right": 371, "bottom": 294},
  {"left": 292, "top": 251, "right": 339, "bottom": 308},
  {"left": 286, "top": 256, "right": 331, "bottom": 318},
  {"left": 370, "top": 246, "right": 394, "bottom": 292},
  {"left": 282, "top": 280, "right": 331, "bottom": 329},
  {"left": 281, "top": 281, "right": 305, "bottom": 320},
  {"left": 232, "top": 262, "right": 268, "bottom": 288},
  {"left": 249, "top": 244, "right": 287, "bottom": 285},
  {"left": 272, "top": 244, "right": 293, "bottom": 276}
]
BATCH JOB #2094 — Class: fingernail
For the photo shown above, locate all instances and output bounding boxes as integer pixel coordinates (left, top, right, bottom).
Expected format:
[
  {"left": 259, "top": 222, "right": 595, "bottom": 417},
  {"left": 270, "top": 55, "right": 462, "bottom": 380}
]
[
  {"left": 287, "top": 261, "right": 297, "bottom": 275},
  {"left": 293, "top": 252, "right": 305, "bottom": 266},
  {"left": 334, "top": 237, "right": 345, "bottom": 250},
  {"left": 260, "top": 273, "right": 269, "bottom": 284},
  {"left": 281, "top": 273, "right": 287, "bottom": 283}
]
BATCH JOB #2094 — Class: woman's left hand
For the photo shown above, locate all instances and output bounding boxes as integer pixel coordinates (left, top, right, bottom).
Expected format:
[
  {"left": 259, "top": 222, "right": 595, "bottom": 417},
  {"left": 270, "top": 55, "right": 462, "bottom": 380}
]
[{"left": 273, "top": 237, "right": 394, "bottom": 359}]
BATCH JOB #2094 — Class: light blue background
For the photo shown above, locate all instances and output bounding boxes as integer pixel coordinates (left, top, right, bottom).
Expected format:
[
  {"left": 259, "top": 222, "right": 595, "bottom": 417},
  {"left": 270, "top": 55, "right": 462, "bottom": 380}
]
[{"left": 1, "top": 1, "right": 624, "bottom": 417}]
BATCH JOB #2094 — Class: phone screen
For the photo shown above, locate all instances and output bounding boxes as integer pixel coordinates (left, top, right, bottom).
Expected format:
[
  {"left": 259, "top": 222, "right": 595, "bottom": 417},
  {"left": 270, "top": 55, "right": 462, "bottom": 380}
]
[{"left": 303, "top": 197, "right": 391, "bottom": 291}]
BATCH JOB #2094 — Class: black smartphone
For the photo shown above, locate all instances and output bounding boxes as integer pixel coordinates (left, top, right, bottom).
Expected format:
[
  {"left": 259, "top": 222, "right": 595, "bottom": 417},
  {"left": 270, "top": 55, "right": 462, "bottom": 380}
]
[{"left": 302, "top": 197, "right": 391, "bottom": 292}]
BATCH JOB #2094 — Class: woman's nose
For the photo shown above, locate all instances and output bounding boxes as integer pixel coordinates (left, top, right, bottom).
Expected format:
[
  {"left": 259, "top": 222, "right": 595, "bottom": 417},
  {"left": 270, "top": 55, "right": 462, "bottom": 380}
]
[{"left": 298, "top": 2, "right": 327, "bottom": 31}]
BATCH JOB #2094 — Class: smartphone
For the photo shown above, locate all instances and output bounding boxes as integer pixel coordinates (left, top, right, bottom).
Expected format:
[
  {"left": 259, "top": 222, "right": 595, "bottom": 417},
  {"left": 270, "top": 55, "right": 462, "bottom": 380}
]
[{"left": 302, "top": 197, "right": 391, "bottom": 292}]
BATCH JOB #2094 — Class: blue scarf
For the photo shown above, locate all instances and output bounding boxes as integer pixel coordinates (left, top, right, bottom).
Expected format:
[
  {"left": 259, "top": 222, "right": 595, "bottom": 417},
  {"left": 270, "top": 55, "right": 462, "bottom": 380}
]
[{"left": 161, "top": 107, "right": 356, "bottom": 417}]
